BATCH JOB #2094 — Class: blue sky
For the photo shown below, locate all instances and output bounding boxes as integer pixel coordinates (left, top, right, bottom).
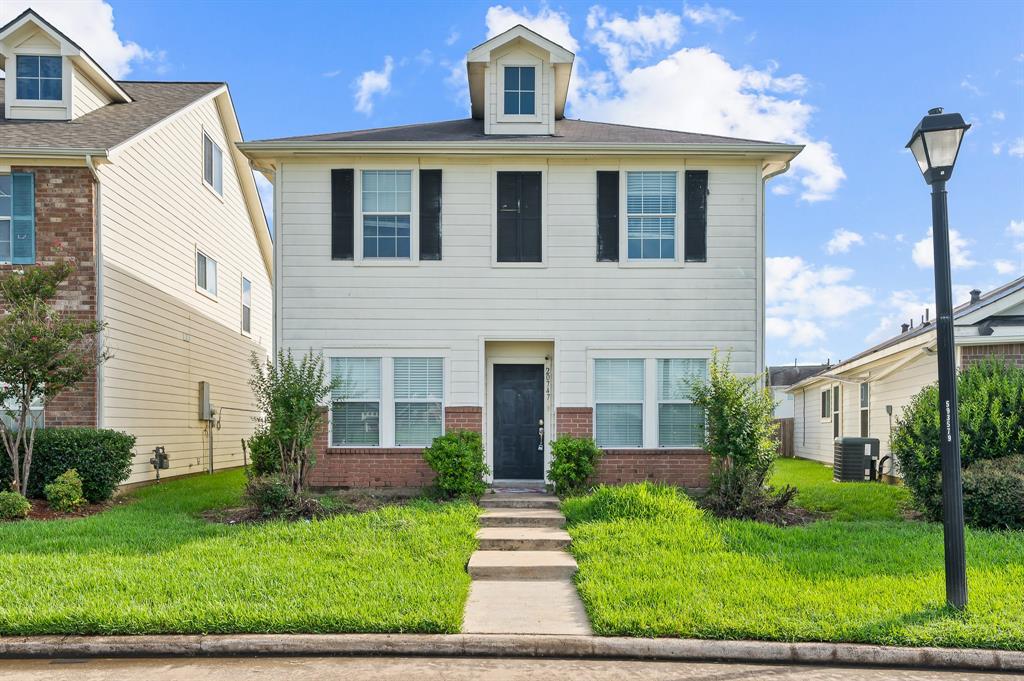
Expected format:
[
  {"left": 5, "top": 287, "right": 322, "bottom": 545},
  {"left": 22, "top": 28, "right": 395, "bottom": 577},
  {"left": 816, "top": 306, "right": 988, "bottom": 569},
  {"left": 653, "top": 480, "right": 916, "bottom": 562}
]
[{"left": 6, "top": 0, "right": 1023, "bottom": 366}]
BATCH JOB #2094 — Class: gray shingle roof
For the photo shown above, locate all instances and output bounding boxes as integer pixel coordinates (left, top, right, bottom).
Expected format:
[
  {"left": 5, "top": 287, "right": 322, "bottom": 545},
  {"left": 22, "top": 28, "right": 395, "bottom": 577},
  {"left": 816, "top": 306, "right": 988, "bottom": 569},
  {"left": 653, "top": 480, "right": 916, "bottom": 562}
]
[
  {"left": 251, "top": 117, "right": 789, "bottom": 146},
  {"left": 0, "top": 79, "right": 223, "bottom": 152},
  {"left": 768, "top": 364, "right": 832, "bottom": 387}
]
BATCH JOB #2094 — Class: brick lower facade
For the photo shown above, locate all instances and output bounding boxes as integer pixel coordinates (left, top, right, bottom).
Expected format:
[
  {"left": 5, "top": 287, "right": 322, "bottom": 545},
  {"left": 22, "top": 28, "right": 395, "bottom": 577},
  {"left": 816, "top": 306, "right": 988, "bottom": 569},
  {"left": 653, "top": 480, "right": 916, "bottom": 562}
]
[
  {"left": 1, "top": 167, "right": 97, "bottom": 427},
  {"left": 961, "top": 343, "right": 1024, "bottom": 369},
  {"left": 308, "top": 406, "right": 483, "bottom": 488}
]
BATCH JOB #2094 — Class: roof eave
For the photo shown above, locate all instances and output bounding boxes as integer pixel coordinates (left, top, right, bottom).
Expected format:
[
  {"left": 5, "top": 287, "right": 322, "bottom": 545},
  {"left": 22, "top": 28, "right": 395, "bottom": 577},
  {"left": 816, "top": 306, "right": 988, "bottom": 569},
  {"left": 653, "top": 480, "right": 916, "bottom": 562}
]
[{"left": 0, "top": 147, "right": 108, "bottom": 158}]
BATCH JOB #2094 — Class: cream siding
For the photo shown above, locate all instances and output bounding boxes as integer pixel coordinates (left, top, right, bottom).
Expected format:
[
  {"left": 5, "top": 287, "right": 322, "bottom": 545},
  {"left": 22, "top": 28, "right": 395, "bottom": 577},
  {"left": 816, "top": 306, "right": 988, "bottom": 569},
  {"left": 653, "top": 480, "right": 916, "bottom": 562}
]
[
  {"left": 97, "top": 95, "right": 272, "bottom": 483},
  {"left": 71, "top": 66, "right": 110, "bottom": 118},
  {"left": 279, "top": 155, "right": 761, "bottom": 413}
]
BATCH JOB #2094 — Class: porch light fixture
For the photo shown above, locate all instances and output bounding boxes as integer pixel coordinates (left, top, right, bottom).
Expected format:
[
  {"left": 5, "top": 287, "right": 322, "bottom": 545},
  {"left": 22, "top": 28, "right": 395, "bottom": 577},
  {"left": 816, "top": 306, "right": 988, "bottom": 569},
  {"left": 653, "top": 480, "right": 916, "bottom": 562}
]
[{"left": 906, "top": 107, "right": 970, "bottom": 610}]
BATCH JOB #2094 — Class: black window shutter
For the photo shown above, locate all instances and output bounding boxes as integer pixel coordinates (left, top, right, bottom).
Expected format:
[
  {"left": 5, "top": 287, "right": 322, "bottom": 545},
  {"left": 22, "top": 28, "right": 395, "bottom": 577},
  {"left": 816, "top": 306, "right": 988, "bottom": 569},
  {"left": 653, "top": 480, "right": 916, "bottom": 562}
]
[
  {"left": 331, "top": 169, "right": 354, "bottom": 260},
  {"left": 419, "top": 169, "right": 442, "bottom": 260},
  {"left": 596, "top": 171, "right": 619, "bottom": 262},
  {"left": 684, "top": 170, "right": 708, "bottom": 263}
]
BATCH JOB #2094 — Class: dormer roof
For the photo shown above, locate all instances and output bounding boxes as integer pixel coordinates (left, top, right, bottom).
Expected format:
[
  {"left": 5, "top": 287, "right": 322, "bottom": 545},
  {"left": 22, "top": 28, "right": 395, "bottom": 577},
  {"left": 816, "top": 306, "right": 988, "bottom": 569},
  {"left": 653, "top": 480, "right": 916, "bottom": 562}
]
[
  {"left": 0, "top": 8, "right": 131, "bottom": 104},
  {"left": 466, "top": 24, "right": 574, "bottom": 120}
]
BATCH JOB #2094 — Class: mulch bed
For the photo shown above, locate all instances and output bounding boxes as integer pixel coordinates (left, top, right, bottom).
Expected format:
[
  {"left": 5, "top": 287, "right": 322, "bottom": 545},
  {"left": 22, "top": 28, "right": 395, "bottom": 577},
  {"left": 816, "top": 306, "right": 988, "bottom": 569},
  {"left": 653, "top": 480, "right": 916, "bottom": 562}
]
[
  {"left": 203, "top": 487, "right": 427, "bottom": 525},
  {"left": 24, "top": 498, "right": 120, "bottom": 521}
]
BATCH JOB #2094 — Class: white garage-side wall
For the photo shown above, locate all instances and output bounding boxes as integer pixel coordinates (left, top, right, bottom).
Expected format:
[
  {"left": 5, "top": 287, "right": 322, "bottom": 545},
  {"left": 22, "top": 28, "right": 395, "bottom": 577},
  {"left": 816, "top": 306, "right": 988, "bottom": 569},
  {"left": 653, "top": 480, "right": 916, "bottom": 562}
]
[
  {"left": 277, "top": 155, "right": 763, "bottom": 412},
  {"left": 98, "top": 94, "right": 272, "bottom": 483}
]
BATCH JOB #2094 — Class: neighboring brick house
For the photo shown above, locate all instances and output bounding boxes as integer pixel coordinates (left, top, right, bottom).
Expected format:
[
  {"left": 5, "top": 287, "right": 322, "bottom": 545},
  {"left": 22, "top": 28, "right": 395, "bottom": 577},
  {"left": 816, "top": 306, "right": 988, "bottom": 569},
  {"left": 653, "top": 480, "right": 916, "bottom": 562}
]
[
  {"left": 242, "top": 25, "right": 801, "bottom": 489},
  {"left": 0, "top": 10, "right": 273, "bottom": 484},
  {"left": 787, "top": 276, "right": 1024, "bottom": 469}
]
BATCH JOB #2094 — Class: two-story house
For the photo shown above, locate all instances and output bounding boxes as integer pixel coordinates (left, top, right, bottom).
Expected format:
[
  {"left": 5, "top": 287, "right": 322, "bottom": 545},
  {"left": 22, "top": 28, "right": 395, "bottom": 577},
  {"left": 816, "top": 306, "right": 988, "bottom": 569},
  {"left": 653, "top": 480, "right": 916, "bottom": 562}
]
[
  {"left": 240, "top": 25, "right": 800, "bottom": 488},
  {"left": 0, "top": 10, "right": 273, "bottom": 484}
]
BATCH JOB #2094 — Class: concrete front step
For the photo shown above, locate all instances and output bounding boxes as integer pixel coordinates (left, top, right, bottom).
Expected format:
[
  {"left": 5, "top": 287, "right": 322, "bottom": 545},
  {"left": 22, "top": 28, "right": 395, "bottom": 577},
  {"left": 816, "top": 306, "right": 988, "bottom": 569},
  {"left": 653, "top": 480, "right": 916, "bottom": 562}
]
[
  {"left": 479, "top": 508, "right": 566, "bottom": 528},
  {"left": 476, "top": 526, "right": 571, "bottom": 551},
  {"left": 479, "top": 494, "right": 560, "bottom": 510},
  {"left": 468, "top": 550, "right": 578, "bottom": 580}
]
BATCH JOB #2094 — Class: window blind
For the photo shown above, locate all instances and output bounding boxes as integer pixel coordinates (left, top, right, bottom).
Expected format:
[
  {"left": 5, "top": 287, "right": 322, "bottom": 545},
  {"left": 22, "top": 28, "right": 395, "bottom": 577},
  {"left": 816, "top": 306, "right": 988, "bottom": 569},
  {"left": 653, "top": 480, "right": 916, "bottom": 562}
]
[
  {"left": 394, "top": 357, "right": 443, "bottom": 446},
  {"left": 331, "top": 357, "right": 381, "bottom": 446},
  {"left": 594, "top": 359, "right": 644, "bottom": 448},
  {"left": 657, "top": 359, "right": 706, "bottom": 447}
]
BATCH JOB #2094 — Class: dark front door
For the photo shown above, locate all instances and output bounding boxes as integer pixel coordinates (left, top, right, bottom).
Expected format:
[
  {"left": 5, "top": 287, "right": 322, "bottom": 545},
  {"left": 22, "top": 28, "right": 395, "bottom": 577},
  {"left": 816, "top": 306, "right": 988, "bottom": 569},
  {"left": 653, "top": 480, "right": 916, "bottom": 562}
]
[
  {"left": 493, "top": 364, "right": 544, "bottom": 480},
  {"left": 497, "top": 171, "right": 542, "bottom": 262}
]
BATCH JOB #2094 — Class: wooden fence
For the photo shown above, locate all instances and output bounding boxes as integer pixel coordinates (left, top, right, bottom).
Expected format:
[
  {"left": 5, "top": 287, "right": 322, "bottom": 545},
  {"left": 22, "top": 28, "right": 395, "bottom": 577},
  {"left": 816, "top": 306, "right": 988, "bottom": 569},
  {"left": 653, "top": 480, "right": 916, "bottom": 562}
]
[{"left": 773, "top": 418, "right": 794, "bottom": 457}]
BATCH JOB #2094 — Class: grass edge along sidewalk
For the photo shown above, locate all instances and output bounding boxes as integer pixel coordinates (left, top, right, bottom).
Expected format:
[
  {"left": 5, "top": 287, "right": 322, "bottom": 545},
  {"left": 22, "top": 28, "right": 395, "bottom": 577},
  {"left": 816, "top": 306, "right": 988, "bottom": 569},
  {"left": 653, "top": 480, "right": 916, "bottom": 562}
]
[
  {"left": 565, "top": 460, "right": 1024, "bottom": 650},
  {"left": 0, "top": 469, "right": 478, "bottom": 635}
]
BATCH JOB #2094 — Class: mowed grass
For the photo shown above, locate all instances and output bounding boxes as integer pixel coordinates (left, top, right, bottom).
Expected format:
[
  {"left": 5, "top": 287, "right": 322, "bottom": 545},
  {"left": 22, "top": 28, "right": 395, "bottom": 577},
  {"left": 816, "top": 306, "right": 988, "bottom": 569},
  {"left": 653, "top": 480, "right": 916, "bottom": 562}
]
[
  {"left": 0, "top": 470, "right": 478, "bottom": 635},
  {"left": 564, "top": 466, "right": 1024, "bottom": 649},
  {"left": 771, "top": 457, "right": 912, "bottom": 521}
]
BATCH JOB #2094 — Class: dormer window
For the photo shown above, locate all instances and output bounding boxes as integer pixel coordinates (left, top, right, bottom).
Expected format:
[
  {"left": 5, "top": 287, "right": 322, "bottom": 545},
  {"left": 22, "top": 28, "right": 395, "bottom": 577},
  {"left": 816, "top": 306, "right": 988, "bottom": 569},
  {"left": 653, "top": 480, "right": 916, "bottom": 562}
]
[
  {"left": 503, "top": 66, "right": 535, "bottom": 115},
  {"left": 16, "top": 55, "right": 61, "bottom": 101}
]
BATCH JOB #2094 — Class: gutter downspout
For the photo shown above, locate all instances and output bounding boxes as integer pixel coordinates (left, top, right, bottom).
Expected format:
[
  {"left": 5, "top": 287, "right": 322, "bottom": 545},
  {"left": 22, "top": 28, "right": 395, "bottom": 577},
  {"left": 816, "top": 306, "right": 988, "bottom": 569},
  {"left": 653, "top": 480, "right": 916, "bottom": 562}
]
[
  {"left": 758, "top": 160, "right": 792, "bottom": 383},
  {"left": 85, "top": 154, "right": 104, "bottom": 429}
]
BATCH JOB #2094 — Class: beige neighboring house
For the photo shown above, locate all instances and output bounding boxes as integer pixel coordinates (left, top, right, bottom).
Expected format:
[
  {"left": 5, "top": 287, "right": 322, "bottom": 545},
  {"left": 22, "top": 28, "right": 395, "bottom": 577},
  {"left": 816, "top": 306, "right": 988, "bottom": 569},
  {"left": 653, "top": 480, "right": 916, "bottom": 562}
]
[
  {"left": 787, "top": 277, "right": 1024, "bottom": 470},
  {"left": 0, "top": 9, "right": 273, "bottom": 484}
]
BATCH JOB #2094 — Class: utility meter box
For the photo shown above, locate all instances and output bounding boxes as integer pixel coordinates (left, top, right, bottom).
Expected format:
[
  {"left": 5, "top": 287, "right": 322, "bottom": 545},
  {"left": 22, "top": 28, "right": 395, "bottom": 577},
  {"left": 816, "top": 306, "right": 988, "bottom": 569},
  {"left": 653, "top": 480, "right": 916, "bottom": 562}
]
[
  {"left": 833, "top": 437, "right": 881, "bottom": 482},
  {"left": 198, "top": 381, "right": 213, "bottom": 421}
]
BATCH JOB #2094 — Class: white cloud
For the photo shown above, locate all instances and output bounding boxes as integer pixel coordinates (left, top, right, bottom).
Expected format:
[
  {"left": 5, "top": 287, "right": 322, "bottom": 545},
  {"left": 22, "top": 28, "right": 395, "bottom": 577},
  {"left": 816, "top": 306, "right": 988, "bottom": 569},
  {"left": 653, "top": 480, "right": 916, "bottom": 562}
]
[
  {"left": 253, "top": 172, "right": 273, "bottom": 234},
  {"left": 445, "top": 28, "right": 460, "bottom": 46},
  {"left": 1008, "top": 219, "right": 1024, "bottom": 237},
  {"left": 765, "top": 317, "right": 826, "bottom": 347},
  {"left": 485, "top": 5, "right": 579, "bottom": 52},
  {"left": 442, "top": 58, "right": 469, "bottom": 111},
  {"left": 992, "top": 110, "right": 1006, "bottom": 121},
  {"left": 865, "top": 290, "right": 932, "bottom": 343},
  {"left": 1010, "top": 137, "right": 1024, "bottom": 158},
  {"left": 911, "top": 228, "right": 977, "bottom": 270},
  {"left": 993, "top": 141, "right": 1004, "bottom": 155},
  {"left": 682, "top": 3, "right": 741, "bottom": 30},
  {"left": 766, "top": 256, "right": 871, "bottom": 320},
  {"left": 587, "top": 7, "right": 681, "bottom": 75},
  {"left": 0, "top": 0, "right": 161, "bottom": 78},
  {"left": 771, "top": 183, "right": 793, "bottom": 196},
  {"left": 960, "top": 77, "right": 983, "bottom": 96},
  {"left": 353, "top": 56, "right": 394, "bottom": 115},
  {"left": 994, "top": 259, "right": 1017, "bottom": 275},
  {"left": 825, "top": 228, "right": 864, "bottom": 254}
]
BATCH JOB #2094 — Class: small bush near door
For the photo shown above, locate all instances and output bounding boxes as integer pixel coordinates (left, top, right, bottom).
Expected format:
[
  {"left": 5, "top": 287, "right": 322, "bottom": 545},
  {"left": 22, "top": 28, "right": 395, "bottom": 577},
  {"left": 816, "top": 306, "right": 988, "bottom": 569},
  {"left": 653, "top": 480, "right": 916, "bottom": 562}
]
[
  {"left": 422, "top": 430, "right": 489, "bottom": 498},
  {"left": 548, "top": 435, "right": 602, "bottom": 495},
  {"left": 44, "top": 469, "right": 86, "bottom": 514},
  {"left": 0, "top": 429, "right": 134, "bottom": 503}
]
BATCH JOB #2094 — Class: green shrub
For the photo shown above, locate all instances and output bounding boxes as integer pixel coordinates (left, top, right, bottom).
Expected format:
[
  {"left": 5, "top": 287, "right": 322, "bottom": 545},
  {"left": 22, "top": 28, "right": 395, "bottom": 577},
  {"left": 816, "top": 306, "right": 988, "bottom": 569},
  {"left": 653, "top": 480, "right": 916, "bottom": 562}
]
[
  {"left": 246, "top": 429, "right": 279, "bottom": 477},
  {"left": 548, "top": 435, "right": 602, "bottom": 495},
  {"left": 0, "top": 428, "right": 134, "bottom": 502},
  {"left": 0, "top": 490, "right": 31, "bottom": 520},
  {"left": 562, "top": 482, "right": 702, "bottom": 523},
  {"left": 893, "top": 360, "right": 1024, "bottom": 521},
  {"left": 44, "top": 469, "right": 86, "bottom": 513},
  {"left": 244, "top": 475, "right": 292, "bottom": 517},
  {"left": 688, "top": 351, "right": 793, "bottom": 520},
  {"left": 422, "top": 430, "right": 489, "bottom": 498},
  {"left": 962, "top": 455, "right": 1024, "bottom": 530}
]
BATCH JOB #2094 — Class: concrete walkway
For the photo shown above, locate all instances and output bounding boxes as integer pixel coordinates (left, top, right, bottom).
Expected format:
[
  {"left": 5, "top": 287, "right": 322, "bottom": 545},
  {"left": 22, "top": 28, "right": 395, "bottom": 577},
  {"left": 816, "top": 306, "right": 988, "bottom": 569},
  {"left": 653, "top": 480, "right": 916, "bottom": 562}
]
[{"left": 462, "top": 489, "right": 592, "bottom": 635}]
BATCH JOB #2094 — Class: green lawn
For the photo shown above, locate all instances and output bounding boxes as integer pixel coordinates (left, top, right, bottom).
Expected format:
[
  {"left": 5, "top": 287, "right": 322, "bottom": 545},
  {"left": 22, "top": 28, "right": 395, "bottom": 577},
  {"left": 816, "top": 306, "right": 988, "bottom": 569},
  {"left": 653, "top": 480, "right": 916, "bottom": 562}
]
[
  {"left": 564, "top": 462, "right": 1024, "bottom": 649},
  {"left": 0, "top": 470, "right": 478, "bottom": 635},
  {"left": 772, "top": 457, "right": 912, "bottom": 521}
]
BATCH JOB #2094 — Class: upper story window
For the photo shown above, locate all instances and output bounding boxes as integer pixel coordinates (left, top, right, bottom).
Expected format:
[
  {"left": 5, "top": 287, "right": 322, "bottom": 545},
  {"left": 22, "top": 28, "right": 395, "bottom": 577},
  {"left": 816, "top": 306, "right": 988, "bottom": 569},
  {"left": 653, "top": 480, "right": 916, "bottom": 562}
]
[
  {"left": 503, "top": 66, "right": 535, "bottom": 115},
  {"left": 362, "top": 170, "right": 411, "bottom": 259},
  {"left": 196, "top": 250, "right": 218, "bottom": 296},
  {"left": 240, "top": 277, "right": 252, "bottom": 335},
  {"left": 627, "top": 171, "right": 677, "bottom": 260},
  {"left": 203, "top": 132, "right": 224, "bottom": 195},
  {"left": 16, "top": 55, "right": 62, "bottom": 101}
]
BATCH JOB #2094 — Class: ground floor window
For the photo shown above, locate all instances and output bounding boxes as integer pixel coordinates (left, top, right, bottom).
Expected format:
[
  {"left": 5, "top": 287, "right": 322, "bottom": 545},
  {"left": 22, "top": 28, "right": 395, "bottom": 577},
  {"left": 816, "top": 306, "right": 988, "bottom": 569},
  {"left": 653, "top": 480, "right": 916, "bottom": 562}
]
[
  {"left": 859, "top": 383, "right": 869, "bottom": 437},
  {"left": 594, "top": 356, "right": 707, "bottom": 449},
  {"left": 330, "top": 354, "right": 444, "bottom": 448}
]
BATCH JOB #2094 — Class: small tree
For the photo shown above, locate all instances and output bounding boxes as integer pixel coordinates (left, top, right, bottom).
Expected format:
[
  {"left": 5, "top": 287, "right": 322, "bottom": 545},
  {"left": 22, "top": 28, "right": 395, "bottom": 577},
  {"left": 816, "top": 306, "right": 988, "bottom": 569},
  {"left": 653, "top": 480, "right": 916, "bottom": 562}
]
[
  {"left": 0, "top": 260, "right": 107, "bottom": 496},
  {"left": 688, "top": 351, "right": 792, "bottom": 520},
  {"left": 249, "top": 351, "right": 336, "bottom": 495}
]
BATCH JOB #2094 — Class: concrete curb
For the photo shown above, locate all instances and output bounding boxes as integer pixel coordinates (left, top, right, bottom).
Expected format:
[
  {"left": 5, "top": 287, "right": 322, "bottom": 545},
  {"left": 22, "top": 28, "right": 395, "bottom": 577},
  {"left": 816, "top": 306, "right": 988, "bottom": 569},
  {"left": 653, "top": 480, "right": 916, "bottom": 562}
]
[{"left": 0, "top": 634, "right": 1020, "bottom": 672}]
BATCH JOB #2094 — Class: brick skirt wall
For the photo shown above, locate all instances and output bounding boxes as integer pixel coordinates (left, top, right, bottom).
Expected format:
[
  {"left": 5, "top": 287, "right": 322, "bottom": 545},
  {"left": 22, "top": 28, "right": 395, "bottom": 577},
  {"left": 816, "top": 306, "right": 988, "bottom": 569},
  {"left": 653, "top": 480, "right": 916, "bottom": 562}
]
[
  {"left": 308, "top": 406, "right": 482, "bottom": 489},
  {"left": 1, "top": 167, "right": 97, "bottom": 428},
  {"left": 961, "top": 343, "right": 1024, "bottom": 369},
  {"left": 556, "top": 406, "right": 710, "bottom": 489}
]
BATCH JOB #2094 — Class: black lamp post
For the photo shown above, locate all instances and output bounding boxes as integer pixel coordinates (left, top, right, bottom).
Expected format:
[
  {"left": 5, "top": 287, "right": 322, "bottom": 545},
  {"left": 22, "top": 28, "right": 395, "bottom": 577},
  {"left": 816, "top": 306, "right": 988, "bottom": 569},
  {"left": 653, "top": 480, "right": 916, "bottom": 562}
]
[{"left": 906, "top": 107, "right": 971, "bottom": 610}]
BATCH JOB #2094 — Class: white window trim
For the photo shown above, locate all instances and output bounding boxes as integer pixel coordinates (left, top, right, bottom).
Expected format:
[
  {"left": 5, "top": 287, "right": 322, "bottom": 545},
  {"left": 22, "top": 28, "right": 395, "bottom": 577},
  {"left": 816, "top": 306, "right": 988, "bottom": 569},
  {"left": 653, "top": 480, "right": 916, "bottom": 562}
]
[
  {"left": 496, "top": 55, "right": 542, "bottom": 123},
  {"left": 0, "top": 172, "right": 11, "bottom": 265},
  {"left": 354, "top": 165, "right": 420, "bottom": 266},
  {"left": 621, "top": 168, "right": 680, "bottom": 264},
  {"left": 202, "top": 129, "right": 224, "bottom": 199},
  {"left": 324, "top": 348, "right": 450, "bottom": 448},
  {"left": 490, "top": 166, "right": 548, "bottom": 268},
  {"left": 195, "top": 247, "right": 218, "bottom": 300},
  {"left": 859, "top": 383, "right": 870, "bottom": 437},
  {"left": 240, "top": 275, "right": 252, "bottom": 337},
  {"left": 587, "top": 349, "right": 712, "bottom": 450},
  {"left": 10, "top": 53, "right": 68, "bottom": 109}
]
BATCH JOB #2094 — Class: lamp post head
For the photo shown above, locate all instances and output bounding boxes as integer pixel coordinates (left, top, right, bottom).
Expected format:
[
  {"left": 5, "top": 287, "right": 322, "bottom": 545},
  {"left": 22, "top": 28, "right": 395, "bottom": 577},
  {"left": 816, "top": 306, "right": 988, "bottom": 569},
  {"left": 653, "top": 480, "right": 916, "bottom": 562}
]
[{"left": 907, "top": 108, "right": 971, "bottom": 185}]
